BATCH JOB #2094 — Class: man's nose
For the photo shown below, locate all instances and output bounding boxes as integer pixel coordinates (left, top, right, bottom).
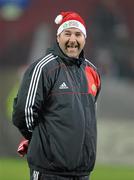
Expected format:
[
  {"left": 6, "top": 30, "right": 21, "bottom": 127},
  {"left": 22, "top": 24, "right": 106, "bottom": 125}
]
[{"left": 69, "top": 34, "right": 76, "bottom": 42}]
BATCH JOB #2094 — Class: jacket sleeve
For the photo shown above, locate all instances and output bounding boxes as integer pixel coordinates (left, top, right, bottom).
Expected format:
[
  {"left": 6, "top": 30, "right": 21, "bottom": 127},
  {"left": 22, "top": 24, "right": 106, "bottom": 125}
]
[
  {"left": 95, "top": 71, "right": 101, "bottom": 102},
  {"left": 12, "top": 63, "right": 49, "bottom": 140}
]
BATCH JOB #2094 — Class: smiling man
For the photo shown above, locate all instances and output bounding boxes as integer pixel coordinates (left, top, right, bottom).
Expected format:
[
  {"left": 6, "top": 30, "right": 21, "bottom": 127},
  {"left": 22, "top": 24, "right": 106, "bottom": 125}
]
[
  {"left": 56, "top": 11, "right": 86, "bottom": 59},
  {"left": 57, "top": 28, "right": 85, "bottom": 58},
  {"left": 12, "top": 11, "right": 101, "bottom": 180}
]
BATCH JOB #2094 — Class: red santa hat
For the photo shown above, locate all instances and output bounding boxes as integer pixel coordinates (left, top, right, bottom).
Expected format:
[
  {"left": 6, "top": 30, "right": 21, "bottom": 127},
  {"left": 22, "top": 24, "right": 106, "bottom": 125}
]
[{"left": 55, "top": 11, "right": 87, "bottom": 37}]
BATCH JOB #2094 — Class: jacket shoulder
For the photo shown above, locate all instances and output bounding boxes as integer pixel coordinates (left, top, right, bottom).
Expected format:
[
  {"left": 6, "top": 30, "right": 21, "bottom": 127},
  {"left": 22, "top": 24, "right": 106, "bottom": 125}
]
[
  {"left": 85, "top": 58, "right": 101, "bottom": 76},
  {"left": 35, "top": 53, "right": 58, "bottom": 68},
  {"left": 26, "top": 53, "right": 58, "bottom": 73},
  {"left": 85, "top": 59, "right": 97, "bottom": 70}
]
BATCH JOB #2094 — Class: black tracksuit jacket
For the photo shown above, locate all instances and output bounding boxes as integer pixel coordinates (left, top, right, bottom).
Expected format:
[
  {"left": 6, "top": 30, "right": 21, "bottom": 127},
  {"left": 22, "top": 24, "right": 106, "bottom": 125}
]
[{"left": 12, "top": 42, "right": 101, "bottom": 176}]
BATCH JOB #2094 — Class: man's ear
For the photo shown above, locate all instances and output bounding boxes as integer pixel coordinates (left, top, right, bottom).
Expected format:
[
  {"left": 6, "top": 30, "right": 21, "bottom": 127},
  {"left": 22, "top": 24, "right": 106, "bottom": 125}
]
[{"left": 57, "top": 35, "right": 59, "bottom": 43}]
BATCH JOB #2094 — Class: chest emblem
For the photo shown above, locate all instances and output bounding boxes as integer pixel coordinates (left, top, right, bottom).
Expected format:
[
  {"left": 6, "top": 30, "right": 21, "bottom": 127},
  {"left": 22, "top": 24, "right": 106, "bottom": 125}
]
[
  {"left": 92, "top": 84, "right": 97, "bottom": 92},
  {"left": 59, "top": 82, "right": 69, "bottom": 89}
]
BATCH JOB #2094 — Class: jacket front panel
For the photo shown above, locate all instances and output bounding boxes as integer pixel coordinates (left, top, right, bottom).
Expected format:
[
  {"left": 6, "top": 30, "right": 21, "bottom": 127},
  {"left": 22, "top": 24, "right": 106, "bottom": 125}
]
[
  {"left": 12, "top": 43, "right": 101, "bottom": 176},
  {"left": 43, "top": 63, "right": 91, "bottom": 170}
]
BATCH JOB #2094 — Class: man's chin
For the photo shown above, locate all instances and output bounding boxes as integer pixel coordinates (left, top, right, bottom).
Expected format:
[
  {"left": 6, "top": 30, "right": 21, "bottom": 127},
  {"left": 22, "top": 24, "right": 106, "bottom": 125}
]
[{"left": 67, "top": 53, "right": 79, "bottom": 58}]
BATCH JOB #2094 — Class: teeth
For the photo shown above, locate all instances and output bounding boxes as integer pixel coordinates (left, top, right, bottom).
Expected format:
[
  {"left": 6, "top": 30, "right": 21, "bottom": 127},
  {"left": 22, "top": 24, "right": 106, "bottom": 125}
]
[
  {"left": 67, "top": 44, "right": 78, "bottom": 48},
  {"left": 67, "top": 46, "right": 77, "bottom": 48}
]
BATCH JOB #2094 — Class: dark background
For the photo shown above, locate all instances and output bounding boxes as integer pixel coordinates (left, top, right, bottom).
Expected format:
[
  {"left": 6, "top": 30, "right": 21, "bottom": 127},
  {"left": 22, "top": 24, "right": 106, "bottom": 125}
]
[{"left": 0, "top": 0, "right": 134, "bottom": 165}]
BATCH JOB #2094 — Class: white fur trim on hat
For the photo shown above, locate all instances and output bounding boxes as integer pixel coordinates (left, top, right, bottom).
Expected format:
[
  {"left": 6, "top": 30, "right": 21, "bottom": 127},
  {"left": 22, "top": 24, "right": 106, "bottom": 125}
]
[
  {"left": 57, "top": 20, "right": 87, "bottom": 37},
  {"left": 55, "top": 14, "right": 63, "bottom": 24}
]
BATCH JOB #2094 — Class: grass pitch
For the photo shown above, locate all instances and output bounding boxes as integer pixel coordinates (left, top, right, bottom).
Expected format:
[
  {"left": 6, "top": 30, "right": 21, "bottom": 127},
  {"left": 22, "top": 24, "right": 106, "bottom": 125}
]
[{"left": 0, "top": 158, "right": 134, "bottom": 180}]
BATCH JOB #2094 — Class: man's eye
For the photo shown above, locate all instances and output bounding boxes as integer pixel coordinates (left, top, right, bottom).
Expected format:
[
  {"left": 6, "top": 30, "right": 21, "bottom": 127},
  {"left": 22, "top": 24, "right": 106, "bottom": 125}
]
[
  {"left": 76, "top": 33, "right": 81, "bottom": 37},
  {"left": 65, "top": 33, "right": 70, "bottom": 36}
]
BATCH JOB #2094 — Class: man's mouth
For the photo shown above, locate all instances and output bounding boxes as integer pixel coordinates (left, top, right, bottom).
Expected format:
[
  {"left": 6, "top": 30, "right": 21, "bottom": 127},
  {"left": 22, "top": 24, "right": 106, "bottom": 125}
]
[
  {"left": 65, "top": 40, "right": 80, "bottom": 49},
  {"left": 66, "top": 43, "right": 80, "bottom": 50},
  {"left": 66, "top": 45, "right": 78, "bottom": 48}
]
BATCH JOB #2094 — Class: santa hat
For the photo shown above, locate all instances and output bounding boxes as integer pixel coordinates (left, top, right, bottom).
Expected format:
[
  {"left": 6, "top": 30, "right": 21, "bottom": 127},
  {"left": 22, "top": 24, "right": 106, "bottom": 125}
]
[{"left": 55, "top": 11, "right": 87, "bottom": 37}]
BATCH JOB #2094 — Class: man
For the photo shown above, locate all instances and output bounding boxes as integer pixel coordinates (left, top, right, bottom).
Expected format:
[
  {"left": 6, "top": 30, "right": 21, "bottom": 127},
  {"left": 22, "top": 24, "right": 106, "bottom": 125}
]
[{"left": 12, "top": 11, "right": 101, "bottom": 180}]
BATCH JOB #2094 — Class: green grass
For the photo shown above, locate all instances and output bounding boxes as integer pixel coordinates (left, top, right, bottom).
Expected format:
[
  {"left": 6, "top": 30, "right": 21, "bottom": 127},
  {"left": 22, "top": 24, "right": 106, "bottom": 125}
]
[
  {"left": 91, "top": 164, "right": 134, "bottom": 180},
  {"left": 0, "top": 158, "right": 134, "bottom": 180},
  {"left": 0, "top": 158, "right": 29, "bottom": 180}
]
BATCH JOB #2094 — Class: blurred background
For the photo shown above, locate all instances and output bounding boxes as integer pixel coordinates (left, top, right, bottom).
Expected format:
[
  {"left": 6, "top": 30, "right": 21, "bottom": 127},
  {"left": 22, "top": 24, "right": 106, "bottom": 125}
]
[{"left": 0, "top": 0, "right": 134, "bottom": 179}]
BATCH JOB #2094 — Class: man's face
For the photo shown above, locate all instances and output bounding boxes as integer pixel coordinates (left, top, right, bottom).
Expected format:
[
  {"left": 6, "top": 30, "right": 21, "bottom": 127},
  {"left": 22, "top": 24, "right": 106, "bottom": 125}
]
[{"left": 57, "top": 28, "right": 86, "bottom": 58}]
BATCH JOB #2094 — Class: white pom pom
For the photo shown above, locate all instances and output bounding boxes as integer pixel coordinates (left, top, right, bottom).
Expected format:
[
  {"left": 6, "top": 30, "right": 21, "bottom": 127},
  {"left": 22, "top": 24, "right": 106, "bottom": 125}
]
[{"left": 55, "top": 14, "right": 63, "bottom": 24}]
